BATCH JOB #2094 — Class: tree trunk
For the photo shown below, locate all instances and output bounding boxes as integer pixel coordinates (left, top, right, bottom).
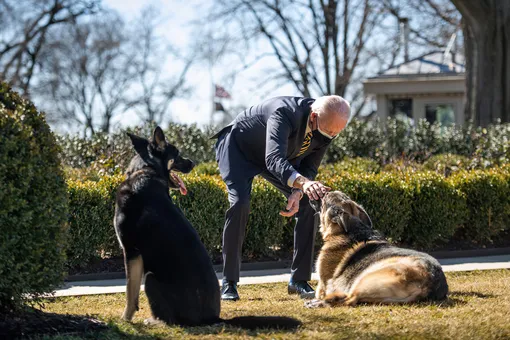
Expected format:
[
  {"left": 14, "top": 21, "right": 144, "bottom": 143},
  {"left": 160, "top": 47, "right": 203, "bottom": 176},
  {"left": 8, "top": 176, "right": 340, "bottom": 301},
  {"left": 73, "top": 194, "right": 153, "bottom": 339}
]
[{"left": 452, "top": 0, "right": 510, "bottom": 126}]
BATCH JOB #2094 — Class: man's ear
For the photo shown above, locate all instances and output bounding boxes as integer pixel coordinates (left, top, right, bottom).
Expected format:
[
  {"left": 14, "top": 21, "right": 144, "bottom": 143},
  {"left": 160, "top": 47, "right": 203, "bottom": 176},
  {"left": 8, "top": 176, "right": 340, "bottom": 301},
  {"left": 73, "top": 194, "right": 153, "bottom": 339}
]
[
  {"left": 127, "top": 132, "right": 149, "bottom": 157},
  {"left": 152, "top": 126, "right": 166, "bottom": 149}
]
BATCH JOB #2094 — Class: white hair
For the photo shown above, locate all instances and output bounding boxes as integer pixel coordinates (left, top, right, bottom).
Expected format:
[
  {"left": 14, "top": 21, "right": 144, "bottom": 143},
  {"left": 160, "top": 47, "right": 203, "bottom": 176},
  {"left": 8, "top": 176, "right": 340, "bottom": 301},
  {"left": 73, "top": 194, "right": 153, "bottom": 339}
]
[{"left": 311, "top": 95, "right": 351, "bottom": 120}]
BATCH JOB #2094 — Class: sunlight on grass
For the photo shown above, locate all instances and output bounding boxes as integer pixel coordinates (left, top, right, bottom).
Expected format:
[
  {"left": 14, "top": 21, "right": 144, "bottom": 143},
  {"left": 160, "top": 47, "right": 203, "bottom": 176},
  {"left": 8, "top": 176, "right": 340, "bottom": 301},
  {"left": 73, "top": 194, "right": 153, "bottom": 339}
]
[{"left": 40, "top": 270, "right": 510, "bottom": 339}]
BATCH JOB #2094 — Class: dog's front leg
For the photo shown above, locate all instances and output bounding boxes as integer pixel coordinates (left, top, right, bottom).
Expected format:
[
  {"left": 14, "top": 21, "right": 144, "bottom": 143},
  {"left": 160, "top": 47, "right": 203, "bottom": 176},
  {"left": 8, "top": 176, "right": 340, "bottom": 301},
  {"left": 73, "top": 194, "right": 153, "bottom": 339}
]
[
  {"left": 316, "top": 280, "right": 326, "bottom": 299},
  {"left": 122, "top": 252, "right": 144, "bottom": 321}
]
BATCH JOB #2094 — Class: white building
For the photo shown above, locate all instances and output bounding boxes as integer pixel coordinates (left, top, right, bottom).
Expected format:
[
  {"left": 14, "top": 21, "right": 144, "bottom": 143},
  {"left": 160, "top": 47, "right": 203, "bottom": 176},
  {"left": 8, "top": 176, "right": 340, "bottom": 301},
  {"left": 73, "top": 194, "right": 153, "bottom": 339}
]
[{"left": 363, "top": 51, "right": 465, "bottom": 125}]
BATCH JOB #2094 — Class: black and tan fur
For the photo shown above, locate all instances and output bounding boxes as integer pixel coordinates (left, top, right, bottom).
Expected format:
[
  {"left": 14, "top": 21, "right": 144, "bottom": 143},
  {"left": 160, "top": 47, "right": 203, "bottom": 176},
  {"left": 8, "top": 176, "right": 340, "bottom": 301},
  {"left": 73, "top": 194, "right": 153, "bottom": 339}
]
[
  {"left": 306, "top": 191, "right": 448, "bottom": 308},
  {"left": 114, "top": 127, "right": 300, "bottom": 329}
]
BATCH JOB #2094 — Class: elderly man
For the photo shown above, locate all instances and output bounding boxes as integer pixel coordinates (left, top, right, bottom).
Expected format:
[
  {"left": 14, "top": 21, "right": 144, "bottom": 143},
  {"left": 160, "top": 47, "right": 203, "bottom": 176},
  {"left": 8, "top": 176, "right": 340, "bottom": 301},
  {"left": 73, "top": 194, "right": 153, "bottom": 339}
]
[{"left": 213, "top": 95, "right": 350, "bottom": 300}]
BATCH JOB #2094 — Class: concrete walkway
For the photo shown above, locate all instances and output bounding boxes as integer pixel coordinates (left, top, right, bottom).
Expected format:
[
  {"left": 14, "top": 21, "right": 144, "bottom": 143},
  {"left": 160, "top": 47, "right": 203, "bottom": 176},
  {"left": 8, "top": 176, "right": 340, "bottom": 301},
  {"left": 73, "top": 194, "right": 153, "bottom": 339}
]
[{"left": 53, "top": 255, "right": 510, "bottom": 297}]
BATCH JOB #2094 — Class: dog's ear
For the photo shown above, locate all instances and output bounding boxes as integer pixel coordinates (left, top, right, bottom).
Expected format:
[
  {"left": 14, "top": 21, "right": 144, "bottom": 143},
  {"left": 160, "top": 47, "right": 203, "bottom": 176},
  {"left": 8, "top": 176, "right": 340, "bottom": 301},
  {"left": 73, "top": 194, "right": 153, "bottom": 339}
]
[
  {"left": 309, "top": 198, "right": 322, "bottom": 213},
  {"left": 152, "top": 126, "right": 166, "bottom": 149},
  {"left": 355, "top": 203, "right": 373, "bottom": 228},
  {"left": 343, "top": 200, "right": 372, "bottom": 229},
  {"left": 127, "top": 132, "right": 149, "bottom": 157}
]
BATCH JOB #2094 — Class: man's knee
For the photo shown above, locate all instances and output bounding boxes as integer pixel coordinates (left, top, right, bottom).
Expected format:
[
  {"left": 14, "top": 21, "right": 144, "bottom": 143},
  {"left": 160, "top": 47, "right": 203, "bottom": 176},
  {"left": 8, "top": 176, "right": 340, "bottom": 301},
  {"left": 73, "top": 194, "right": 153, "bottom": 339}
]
[{"left": 227, "top": 190, "right": 251, "bottom": 211}]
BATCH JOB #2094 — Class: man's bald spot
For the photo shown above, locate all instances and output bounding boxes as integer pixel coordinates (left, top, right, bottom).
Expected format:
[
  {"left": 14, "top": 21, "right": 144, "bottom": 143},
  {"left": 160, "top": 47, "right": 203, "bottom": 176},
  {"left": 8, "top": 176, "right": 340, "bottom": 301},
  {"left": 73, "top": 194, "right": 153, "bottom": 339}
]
[{"left": 316, "top": 96, "right": 350, "bottom": 136}]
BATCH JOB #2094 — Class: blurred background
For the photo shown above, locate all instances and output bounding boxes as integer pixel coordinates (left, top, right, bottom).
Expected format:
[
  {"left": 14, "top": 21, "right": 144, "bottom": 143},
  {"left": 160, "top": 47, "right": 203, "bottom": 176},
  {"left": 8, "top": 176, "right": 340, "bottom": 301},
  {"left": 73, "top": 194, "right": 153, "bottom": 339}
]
[{"left": 1, "top": 0, "right": 470, "bottom": 135}]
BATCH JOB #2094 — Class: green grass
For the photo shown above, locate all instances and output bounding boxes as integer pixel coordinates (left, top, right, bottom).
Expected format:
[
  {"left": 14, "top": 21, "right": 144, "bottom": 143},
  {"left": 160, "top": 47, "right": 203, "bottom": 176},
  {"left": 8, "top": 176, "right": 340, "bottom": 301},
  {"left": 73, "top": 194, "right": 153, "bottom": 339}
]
[{"left": 39, "top": 270, "right": 510, "bottom": 339}]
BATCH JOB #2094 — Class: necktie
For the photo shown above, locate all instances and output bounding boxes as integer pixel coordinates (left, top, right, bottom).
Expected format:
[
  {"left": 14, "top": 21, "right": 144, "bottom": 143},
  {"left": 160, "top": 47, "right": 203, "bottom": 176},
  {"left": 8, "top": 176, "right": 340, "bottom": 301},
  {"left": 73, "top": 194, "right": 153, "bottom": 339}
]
[{"left": 296, "top": 131, "right": 312, "bottom": 157}]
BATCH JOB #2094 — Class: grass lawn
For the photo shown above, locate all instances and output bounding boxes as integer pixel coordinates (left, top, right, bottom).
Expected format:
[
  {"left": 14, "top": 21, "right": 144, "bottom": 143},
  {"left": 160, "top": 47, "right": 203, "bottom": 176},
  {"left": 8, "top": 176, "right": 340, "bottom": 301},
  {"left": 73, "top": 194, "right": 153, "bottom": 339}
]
[{"left": 38, "top": 269, "right": 510, "bottom": 339}]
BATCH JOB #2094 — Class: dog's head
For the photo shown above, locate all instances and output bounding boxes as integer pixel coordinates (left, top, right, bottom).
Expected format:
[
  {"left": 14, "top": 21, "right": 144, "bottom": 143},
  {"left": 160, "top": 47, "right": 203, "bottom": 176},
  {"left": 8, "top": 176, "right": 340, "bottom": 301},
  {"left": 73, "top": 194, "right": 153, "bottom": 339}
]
[
  {"left": 127, "top": 126, "right": 194, "bottom": 194},
  {"left": 310, "top": 191, "right": 380, "bottom": 242}
]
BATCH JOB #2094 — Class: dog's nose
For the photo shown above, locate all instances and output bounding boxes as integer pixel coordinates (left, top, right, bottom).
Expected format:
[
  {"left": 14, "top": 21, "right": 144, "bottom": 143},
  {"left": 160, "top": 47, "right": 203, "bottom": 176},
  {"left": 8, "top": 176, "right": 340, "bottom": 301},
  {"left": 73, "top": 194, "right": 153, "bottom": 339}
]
[{"left": 189, "top": 160, "right": 195, "bottom": 170}]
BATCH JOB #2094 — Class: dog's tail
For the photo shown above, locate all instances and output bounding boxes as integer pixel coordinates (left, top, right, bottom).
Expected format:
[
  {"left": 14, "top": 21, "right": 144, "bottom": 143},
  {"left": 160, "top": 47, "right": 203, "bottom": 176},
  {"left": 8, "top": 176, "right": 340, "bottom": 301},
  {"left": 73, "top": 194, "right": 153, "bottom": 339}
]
[{"left": 217, "top": 316, "right": 301, "bottom": 330}]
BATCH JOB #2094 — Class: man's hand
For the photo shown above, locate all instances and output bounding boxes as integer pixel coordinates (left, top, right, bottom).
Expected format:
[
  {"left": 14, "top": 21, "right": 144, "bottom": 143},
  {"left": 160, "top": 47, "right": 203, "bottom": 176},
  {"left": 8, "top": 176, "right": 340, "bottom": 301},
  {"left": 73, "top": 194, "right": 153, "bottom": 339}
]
[
  {"left": 279, "top": 190, "right": 302, "bottom": 217},
  {"left": 302, "top": 180, "right": 330, "bottom": 200},
  {"left": 294, "top": 175, "right": 330, "bottom": 200}
]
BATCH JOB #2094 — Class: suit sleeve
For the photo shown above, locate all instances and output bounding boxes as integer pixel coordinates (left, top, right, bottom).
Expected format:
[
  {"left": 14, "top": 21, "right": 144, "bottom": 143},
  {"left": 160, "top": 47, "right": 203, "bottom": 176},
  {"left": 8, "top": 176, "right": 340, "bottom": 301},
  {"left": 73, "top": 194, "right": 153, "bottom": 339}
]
[
  {"left": 265, "top": 108, "right": 298, "bottom": 186},
  {"left": 296, "top": 143, "right": 329, "bottom": 180}
]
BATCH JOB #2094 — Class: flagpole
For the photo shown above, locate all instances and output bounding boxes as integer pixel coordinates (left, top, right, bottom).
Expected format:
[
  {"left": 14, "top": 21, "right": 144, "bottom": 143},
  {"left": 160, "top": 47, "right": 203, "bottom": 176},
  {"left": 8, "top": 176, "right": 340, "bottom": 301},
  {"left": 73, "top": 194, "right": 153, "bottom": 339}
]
[{"left": 209, "top": 59, "right": 215, "bottom": 126}]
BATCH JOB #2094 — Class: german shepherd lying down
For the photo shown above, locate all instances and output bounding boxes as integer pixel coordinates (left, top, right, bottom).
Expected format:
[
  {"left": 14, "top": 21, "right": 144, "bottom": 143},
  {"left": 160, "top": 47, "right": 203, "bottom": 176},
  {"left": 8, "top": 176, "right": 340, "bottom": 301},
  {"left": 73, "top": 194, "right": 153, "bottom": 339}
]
[
  {"left": 114, "top": 127, "right": 300, "bottom": 329},
  {"left": 306, "top": 191, "right": 448, "bottom": 308}
]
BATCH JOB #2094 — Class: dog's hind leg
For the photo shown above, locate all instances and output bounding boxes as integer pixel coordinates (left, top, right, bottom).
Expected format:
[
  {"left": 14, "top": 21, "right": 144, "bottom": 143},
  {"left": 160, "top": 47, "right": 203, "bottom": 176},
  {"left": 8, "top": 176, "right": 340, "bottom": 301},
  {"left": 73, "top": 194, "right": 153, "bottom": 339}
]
[
  {"left": 345, "top": 265, "right": 429, "bottom": 306},
  {"left": 144, "top": 272, "right": 176, "bottom": 325},
  {"left": 122, "top": 252, "right": 144, "bottom": 321}
]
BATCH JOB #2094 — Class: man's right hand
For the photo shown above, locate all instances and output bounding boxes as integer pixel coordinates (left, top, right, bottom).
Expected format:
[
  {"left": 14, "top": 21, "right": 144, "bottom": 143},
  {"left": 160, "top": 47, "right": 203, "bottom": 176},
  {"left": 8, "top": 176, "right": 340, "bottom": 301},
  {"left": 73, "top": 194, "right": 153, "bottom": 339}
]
[
  {"left": 302, "top": 180, "right": 331, "bottom": 200},
  {"left": 294, "top": 175, "right": 330, "bottom": 200}
]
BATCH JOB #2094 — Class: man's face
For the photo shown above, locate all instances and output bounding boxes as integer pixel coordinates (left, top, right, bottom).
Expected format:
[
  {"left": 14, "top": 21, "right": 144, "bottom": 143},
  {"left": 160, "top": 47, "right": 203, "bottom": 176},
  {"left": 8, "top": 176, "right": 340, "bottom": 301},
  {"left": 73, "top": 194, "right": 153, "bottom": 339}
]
[{"left": 311, "top": 112, "right": 348, "bottom": 139}]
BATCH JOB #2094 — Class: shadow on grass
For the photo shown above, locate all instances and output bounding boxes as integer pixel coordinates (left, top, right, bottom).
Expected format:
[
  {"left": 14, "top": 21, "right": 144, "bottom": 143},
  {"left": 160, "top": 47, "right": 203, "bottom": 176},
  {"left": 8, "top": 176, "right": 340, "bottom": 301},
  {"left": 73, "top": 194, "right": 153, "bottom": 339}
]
[
  {"left": 128, "top": 317, "right": 302, "bottom": 337},
  {"left": 183, "top": 322, "right": 302, "bottom": 337},
  {"left": 0, "top": 307, "right": 147, "bottom": 339},
  {"left": 397, "top": 290, "right": 497, "bottom": 308},
  {"left": 449, "top": 291, "right": 497, "bottom": 299}
]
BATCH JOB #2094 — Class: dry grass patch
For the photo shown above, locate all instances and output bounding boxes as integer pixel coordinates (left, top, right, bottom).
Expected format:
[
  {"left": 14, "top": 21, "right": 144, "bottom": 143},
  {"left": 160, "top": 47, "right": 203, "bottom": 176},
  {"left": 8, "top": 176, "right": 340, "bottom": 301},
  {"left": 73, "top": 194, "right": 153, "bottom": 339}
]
[{"left": 37, "top": 269, "right": 510, "bottom": 339}]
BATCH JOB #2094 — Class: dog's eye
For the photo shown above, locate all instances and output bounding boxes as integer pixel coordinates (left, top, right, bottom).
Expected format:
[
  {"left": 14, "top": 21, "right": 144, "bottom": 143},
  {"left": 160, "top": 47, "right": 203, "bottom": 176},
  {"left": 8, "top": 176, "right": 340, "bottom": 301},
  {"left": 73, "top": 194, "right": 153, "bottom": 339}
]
[{"left": 167, "top": 159, "right": 174, "bottom": 170}]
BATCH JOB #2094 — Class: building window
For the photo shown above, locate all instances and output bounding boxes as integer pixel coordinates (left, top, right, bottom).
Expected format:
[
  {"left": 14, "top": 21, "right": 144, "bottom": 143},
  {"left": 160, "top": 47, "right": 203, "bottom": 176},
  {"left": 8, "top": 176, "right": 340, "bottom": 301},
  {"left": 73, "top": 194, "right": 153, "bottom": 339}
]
[
  {"left": 425, "top": 104, "right": 455, "bottom": 126},
  {"left": 389, "top": 99, "right": 413, "bottom": 120}
]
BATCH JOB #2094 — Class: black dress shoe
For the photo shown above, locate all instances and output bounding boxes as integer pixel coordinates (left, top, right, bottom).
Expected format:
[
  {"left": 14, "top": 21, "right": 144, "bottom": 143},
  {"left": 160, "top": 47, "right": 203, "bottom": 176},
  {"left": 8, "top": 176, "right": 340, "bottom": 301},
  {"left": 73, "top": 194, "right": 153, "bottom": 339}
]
[
  {"left": 288, "top": 280, "right": 315, "bottom": 299},
  {"left": 221, "top": 280, "right": 240, "bottom": 301}
]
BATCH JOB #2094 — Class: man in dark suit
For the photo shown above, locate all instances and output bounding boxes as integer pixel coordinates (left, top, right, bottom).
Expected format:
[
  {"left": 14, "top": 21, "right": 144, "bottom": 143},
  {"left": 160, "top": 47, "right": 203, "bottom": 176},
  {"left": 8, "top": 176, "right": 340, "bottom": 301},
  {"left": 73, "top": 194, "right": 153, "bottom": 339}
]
[{"left": 213, "top": 95, "right": 350, "bottom": 300}]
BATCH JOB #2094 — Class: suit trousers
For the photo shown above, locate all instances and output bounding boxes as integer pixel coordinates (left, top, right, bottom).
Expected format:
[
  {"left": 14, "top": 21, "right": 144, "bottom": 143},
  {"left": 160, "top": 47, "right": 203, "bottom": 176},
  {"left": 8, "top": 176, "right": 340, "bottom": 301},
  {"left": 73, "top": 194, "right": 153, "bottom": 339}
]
[{"left": 215, "top": 129, "right": 318, "bottom": 283}]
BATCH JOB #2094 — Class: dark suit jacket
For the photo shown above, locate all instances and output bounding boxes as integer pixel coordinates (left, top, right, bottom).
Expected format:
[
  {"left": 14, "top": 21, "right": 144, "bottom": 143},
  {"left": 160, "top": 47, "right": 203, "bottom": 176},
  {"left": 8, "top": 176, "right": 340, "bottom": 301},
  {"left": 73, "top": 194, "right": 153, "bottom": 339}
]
[{"left": 213, "top": 96, "right": 332, "bottom": 186}]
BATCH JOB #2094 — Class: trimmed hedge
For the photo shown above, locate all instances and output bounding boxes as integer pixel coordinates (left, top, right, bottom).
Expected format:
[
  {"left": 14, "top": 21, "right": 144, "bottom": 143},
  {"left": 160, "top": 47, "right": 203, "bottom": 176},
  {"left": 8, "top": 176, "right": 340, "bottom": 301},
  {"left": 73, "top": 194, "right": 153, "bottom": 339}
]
[
  {"left": 451, "top": 170, "right": 510, "bottom": 242},
  {"left": 66, "top": 175, "right": 123, "bottom": 269},
  {"left": 318, "top": 172, "right": 411, "bottom": 243},
  {"left": 0, "top": 82, "right": 68, "bottom": 312},
  {"left": 58, "top": 119, "right": 510, "bottom": 179},
  {"left": 403, "top": 172, "right": 468, "bottom": 248},
  {"left": 65, "top": 167, "right": 510, "bottom": 269}
]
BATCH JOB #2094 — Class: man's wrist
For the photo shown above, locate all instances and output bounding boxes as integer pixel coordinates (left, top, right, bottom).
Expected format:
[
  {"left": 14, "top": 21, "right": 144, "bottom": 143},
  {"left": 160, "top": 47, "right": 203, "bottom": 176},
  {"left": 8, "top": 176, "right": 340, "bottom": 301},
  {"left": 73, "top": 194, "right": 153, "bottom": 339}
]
[
  {"left": 293, "top": 175, "right": 309, "bottom": 189},
  {"left": 291, "top": 188, "right": 303, "bottom": 199}
]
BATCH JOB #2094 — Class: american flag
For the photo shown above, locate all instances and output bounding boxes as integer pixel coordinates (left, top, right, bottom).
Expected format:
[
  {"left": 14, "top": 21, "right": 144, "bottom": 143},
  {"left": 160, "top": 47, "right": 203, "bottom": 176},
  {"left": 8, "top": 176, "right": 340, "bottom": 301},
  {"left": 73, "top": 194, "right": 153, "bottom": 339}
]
[{"left": 215, "top": 84, "right": 231, "bottom": 99}]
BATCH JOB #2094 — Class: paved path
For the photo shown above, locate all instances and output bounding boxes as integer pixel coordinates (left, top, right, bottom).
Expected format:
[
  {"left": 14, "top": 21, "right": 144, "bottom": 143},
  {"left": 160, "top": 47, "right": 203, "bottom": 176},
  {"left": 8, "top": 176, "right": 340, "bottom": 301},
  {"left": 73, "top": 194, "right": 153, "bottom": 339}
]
[{"left": 53, "top": 255, "right": 510, "bottom": 297}]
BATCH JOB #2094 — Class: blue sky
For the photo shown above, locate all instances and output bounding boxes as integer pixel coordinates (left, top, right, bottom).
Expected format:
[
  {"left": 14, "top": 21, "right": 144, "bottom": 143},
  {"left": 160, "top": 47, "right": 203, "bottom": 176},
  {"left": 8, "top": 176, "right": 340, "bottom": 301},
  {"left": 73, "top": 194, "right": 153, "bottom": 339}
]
[{"left": 104, "top": 0, "right": 297, "bottom": 128}]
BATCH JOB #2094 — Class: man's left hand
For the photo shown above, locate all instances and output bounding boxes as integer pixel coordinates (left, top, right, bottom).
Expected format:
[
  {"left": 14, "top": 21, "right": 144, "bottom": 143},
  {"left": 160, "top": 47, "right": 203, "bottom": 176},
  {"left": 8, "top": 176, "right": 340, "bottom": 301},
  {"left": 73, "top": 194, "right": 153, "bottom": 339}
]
[{"left": 280, "top": 190, "right": 302, "bottom": 217}]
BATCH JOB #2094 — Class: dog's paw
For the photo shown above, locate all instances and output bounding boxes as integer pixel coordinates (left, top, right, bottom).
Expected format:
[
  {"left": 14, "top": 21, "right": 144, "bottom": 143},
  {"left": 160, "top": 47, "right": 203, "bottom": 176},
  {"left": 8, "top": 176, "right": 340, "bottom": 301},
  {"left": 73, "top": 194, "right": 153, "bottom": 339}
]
[
  {"left": 144, "top": 317, "right": 164, "bottom": 326},
  {"left": 304, "top": 299, "right": 327, "bottom": 309},
  {"left": 121, "top": 310, "right": 134, "bottom": 322}
]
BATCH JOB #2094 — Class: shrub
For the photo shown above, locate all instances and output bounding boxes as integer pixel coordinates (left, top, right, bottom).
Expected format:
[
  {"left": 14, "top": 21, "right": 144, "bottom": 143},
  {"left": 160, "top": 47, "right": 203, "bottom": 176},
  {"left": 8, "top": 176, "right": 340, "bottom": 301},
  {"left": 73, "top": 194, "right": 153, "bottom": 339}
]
[
  {"left": 451, "top": 170, "right": 510, "bottom": 242},
  {"left": 403, "top": 172, "right": 468, "bottom": 249},
  {"left": 244, "top": 178, "right": 290, "bottom": 258},
  {"left": 66, "top": 175, "right": 124, "bottom": 269},
  {"left": 324, "top": 119, "right": 384, "bottom": 163},
  {"left": 381, "top": 159, "right": 424, "bottom": 174},
  {"left": 58, "top": 118, "right": 510, "bottom": 179},
  {"left": 64, "top": 167, "right": 510, "bottom": 270},
  {"left": 191, "top": 162, "right": 220, "bottom": 176},
  {"left": 423, "top": 154, "right": 471, "bottom": 176},
  {"left": 171, "top": 175, "right": 228, "bottom": 260},
  {"left": 320, "top": 157, "right": 380, "bottom": 176},
  {"left": 58, "top": 123, "right": 216, "bottom": 177},
  {"left": 319, "top": 172, "right": 411, "bottom": 242},
  {"left": 0, "top": 82, "right": 68, "bottom": 312}
]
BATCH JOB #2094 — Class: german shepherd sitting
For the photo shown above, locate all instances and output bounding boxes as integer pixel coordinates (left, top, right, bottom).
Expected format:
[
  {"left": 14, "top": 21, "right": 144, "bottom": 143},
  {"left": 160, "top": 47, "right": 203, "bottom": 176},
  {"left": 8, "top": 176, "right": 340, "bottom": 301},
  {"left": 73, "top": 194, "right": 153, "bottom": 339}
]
[
  {"left": 114, "top": 127, "right": 300, "bottom": 329},
  {"left": 306, "top": 191, "right": 448, "bottom": 308}
]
